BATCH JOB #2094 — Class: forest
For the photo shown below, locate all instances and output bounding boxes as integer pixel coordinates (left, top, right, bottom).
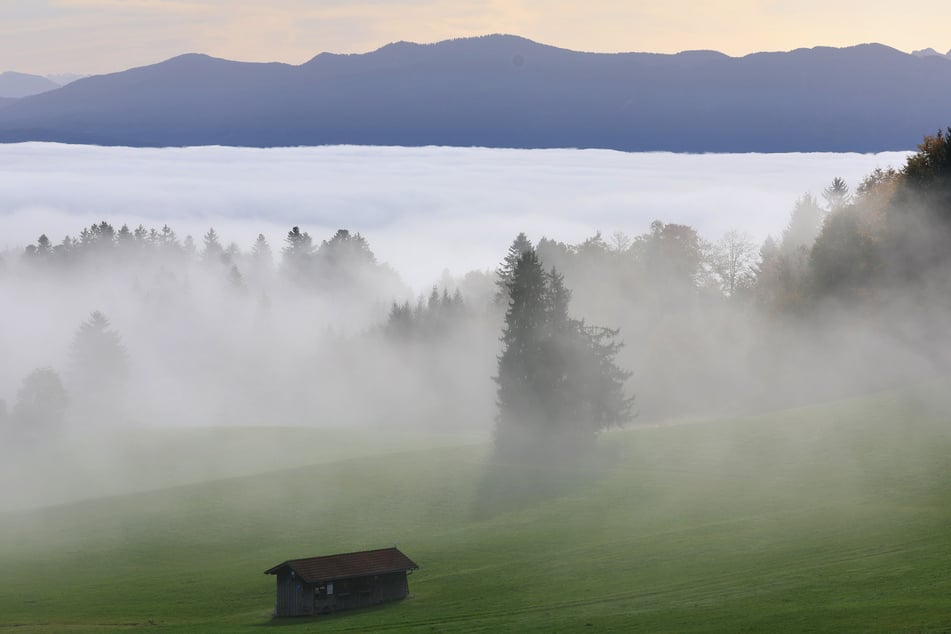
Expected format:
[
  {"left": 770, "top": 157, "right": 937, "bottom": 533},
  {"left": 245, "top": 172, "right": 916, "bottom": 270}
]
[{"left": 1, "top": 129, "right": 950, "bottom": 463}]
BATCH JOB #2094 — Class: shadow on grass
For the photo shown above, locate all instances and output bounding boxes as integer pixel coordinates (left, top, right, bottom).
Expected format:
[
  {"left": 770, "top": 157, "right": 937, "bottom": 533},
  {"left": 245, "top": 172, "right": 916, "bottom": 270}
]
[
  {"left": 254, "top": 600, "right": 404, "bottom": 628},
  {"left": 255, "top": 614, "right": 324, "bottom": 628},
  {"left": 471, "top": 442, "right": 620, "bottom": 520}
]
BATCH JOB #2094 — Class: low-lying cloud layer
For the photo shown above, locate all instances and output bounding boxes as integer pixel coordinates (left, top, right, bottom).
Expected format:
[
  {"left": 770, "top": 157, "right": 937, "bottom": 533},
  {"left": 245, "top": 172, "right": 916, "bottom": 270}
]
[
  {"left": 0, "top": 143, "right": 909, "bottom": 290},
  {"left": 1, "top": 142, "right": 945, "bottom": 518}
]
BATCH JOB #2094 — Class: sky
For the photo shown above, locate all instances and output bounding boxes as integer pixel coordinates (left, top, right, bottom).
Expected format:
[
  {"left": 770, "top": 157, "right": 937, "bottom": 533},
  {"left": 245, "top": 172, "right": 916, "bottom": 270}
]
[
  {"left": 2, "top": 0, "right": 950, "bottom": 75},
  {"left": 0, "top": 143, "right": 910, "bottom": 290}
]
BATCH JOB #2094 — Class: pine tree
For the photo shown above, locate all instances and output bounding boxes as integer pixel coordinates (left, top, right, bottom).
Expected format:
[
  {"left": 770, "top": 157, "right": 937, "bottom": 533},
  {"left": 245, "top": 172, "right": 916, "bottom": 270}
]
[
  {"left": 252, "top": 234, "right": 273, "bottom": 266},
  {"left": 494, "top": 232, "right": 534, "bottom": 304},
  {"left": 133, "top": 224, "right": 149, "bottom": 243},
  {"left": 494, "top": 242, "right": 632, "bottom": 459},
  {"left": 159, "top": 224, "right": 179, "bottom": 251},
  {"left": 318, "top": 230, "right": 376, "bottom": 267},
  {"left": 782, "top": 194, "right": 826, "bottom": 254},
  {"left": 182, "top": 235, "right": 197, "bottom": 258},
  {"left": 384, "top": 301, "right": 414, "bottom": 340},
  {"left": 35, "top": 234, "right": 52, "bottom": 257},
  {"left": 495, "top": 248, "right": 550, "bottom": 447},
  {"left": 282, "top": 226, "right": 314, "bottom": 280},
  {"left": 822, "top": 177, "right": 851, "bottom": 211},
  {"left": 228, "top": 264, "right": 246, "bottom": 292},
  {"left": 68, "top": 311, "right": 129, "bottom": 424},
  {"left": 116, "top": 224, "right": 135, "bottom": 254},
  {"left": 202, "top": 228, "right": 224, "bottom": 264}
]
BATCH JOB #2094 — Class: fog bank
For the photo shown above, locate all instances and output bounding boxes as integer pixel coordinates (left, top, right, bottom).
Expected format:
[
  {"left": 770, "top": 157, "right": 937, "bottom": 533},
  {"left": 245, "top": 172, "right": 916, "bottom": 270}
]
[{"left": 0, "top": 143, "right": 909, "bottom": 290}]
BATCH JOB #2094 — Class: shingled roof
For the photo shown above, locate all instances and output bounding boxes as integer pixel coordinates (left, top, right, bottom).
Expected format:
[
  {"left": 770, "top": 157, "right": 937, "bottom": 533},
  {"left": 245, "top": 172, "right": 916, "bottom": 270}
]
[{"left": 264, "top": 547, "right": 418, "bottom": 584}]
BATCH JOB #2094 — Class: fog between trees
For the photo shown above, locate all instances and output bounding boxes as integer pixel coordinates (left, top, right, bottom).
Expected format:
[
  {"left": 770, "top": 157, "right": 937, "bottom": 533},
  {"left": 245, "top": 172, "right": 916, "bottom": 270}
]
[{"left": 1, "top": 131, "right": 950, "bottom": 484}]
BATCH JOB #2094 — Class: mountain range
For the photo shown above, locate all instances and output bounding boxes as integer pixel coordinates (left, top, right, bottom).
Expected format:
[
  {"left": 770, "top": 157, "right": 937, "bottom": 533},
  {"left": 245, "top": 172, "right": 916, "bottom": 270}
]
[
  {"left": 1, "top": 35, "right": 951, "bottom": 152},
  {"left": 912, "top": 47, "right": 951, "bottom": 60},
  {"left": 0, "top": 71, "right": 61, "bottom": 99}
]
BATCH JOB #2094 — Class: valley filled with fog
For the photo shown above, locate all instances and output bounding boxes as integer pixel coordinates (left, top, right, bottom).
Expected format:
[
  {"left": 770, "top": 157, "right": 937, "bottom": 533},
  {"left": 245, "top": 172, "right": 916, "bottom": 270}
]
[
  {"left": 2, "top": 137, "right": 950, "bottom": 633},
  {"left": 0, "top": 144, "right": 908, "bottom": 288},
  {"left": 2, "top": 142, "right": 943, "bottom": 510}
]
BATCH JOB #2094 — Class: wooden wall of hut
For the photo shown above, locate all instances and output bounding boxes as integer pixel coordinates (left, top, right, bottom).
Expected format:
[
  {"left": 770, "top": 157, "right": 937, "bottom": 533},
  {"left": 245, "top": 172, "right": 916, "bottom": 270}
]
[{"left": 274, "top": 571, "right": 310, "bottom": 617}]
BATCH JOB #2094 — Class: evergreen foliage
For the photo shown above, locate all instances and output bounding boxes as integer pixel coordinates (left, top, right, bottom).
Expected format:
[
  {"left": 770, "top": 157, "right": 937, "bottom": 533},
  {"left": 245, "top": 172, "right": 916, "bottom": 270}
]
[
  {"left": 68, "top": 311, "right": 129, "bottom": 425},
  {"left": 10, "top": 368, "right": 69, "bottom": 434},
  {"left": 251, "top": 234, "right": 273, "bottom": 268},
  {"left": 782, "top": 194, "right": 826, "bottom": 254},
  {"left": 494, "top": 232, "right": 533, "bottom": 304},
  {"left": 202, "top": 228, "right": 224, "bottom": 264},
  {"left": 228, "top": 264, "right": 246, "bottom": 291},
  {"left": 281, "top": 226, "right": 314, "bottom": 280},
  {"left": 886, "top": 128, "right": 951, "bottom": 277},
  {"left": 822, "top": 177, "right": 851, "bottom": 211},
  {"left": 494, "top": 243, "right": 632, "bottom": 458},
  {"left": 384, "top": 286, "right": 465, "bottom": 340}
]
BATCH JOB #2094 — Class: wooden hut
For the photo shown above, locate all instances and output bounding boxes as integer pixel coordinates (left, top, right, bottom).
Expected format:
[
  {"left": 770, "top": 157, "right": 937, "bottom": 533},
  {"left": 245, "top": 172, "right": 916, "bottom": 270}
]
[{"left": 264, "top": 547, "right": 419, "bottom": 617}]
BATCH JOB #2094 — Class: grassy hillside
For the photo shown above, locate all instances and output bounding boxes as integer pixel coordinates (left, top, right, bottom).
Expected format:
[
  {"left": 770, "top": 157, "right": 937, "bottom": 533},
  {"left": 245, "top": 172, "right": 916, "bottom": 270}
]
[
  {"left": 0, "top": 426, "right": 476, "bottom": 511},
  {"left": 1, "top": 385, "right": 949, "bottom": 632}
]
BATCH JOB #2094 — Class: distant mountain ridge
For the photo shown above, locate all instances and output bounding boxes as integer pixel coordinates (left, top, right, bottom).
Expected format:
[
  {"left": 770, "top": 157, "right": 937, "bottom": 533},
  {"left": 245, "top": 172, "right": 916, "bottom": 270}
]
[
  {"left": 2, "top": 35, "right": 951, "bottom": 152},
  {"left": 911, "top": 47, "right": 951, "bottom": 59},
  {"left": 0, "top": 71, "right": 60, "bottom": 98},
  {"left": 45, "top": 73, "right": 86, "bottom": 86}
]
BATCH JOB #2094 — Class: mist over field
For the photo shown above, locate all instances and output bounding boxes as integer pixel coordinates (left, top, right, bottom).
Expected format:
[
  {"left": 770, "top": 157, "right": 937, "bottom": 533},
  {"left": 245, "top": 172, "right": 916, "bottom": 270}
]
[
  {"left": 3, "top": 7, "right": 951, "bottom": 628},
  {"left": 0, "top": 135, "right": 950, "bottom": 634},
  {"left": 2, "top": 141, "right": 943, "bottom": 513}
]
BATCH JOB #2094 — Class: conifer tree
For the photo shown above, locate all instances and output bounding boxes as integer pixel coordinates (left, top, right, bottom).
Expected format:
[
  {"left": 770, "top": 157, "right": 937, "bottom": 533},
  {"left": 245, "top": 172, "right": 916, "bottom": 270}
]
[
  {"left": 822, "top": 177, "right": 851, "bottom": 211},
  {"left": 34, "top": 234, "right": 52, "bottom": 258},
  {"left": 159, "top": 224, "right": 179, "bottom": 251},
  {"left": 494, "top": 240, "right": 632, "bottom": 459},
  {"left": 202, "top": 227, "right": 224, "bottom": 264},
  {"left": 782, "top": 194, "right": 825, "bottom": 254},
  {"left": 116, "top": 224, "right": 135, "bottom": 255},
  {"left": 252, "top": 234, "right": 273, "bottom": 267},
  {"left": 11, "top": 368, "right": 69, "bottom": 435},
  {"left": 282, "top": 226, "right": 314, "bottom": 280},
  {"left": 228, "top": 264, "right": 246, "bottom": 291},
  {"left": 68, "top": 311, "right": 129, "bottom": 424},
  {"left": 494, "top": 232, "right": 534, "bottom": 304},
  {"left": 182, "top": 235, "right": 197, "bottom": 258}
]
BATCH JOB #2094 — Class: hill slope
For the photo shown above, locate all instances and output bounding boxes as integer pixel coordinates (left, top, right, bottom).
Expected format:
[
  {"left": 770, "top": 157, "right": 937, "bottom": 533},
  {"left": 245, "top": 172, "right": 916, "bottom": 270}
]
[
  {"left": 0, "top": 385, "right": 949, "bottom": 632},
  {"left": 1, "top": 35, "right": 950, "bottom": 151},
  {"left": 0, "top": 71, "right": 60, "bottom": 98}
]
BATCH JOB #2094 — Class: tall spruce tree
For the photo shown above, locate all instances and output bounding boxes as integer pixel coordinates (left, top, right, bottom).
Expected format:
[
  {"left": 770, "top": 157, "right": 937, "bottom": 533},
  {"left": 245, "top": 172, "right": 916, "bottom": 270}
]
[
  {"left": 251, "top": 234, "right": 273, "bottom": 266},
  {"left": 494, "top": 232, "right": 534, "bottom": 304},
  {"left": 282, "top": 226, "right": 314, "bottom": 281},
  {"left": 494, "top": 242, "right": 632, "bottom": 459},
  {"left": 68, "top": 311, "right": 129, "bottom": 424},
  {"left": 202, "top": 227, "right": 224, "bottom": 264}
]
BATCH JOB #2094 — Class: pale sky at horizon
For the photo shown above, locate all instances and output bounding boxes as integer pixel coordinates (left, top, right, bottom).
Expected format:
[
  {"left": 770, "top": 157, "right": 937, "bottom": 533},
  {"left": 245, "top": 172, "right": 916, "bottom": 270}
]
[{"left": 2, "top": 0, "right": 950, "bottom": 75}]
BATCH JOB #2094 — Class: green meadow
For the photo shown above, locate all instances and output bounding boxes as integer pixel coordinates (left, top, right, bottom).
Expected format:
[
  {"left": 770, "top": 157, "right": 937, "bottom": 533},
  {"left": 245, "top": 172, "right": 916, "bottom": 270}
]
[{"left": 1, "top": 384, "right": 950, "bottom": 632}]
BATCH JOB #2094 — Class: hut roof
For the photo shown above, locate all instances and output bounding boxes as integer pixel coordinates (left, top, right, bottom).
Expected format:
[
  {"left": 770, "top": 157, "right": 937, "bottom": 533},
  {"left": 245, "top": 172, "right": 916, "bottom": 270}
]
[{"left": 264, "top": 547, "right": 418, "bottom": 584}]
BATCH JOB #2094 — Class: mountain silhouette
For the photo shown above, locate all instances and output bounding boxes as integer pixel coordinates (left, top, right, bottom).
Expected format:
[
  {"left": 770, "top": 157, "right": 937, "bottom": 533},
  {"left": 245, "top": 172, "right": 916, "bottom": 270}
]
[
  {"left": 0, "top": 71, "right": 60, "bottom": 98},
  {"left": 1, "top": 35, "right": 949, "bottom": 152}
]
